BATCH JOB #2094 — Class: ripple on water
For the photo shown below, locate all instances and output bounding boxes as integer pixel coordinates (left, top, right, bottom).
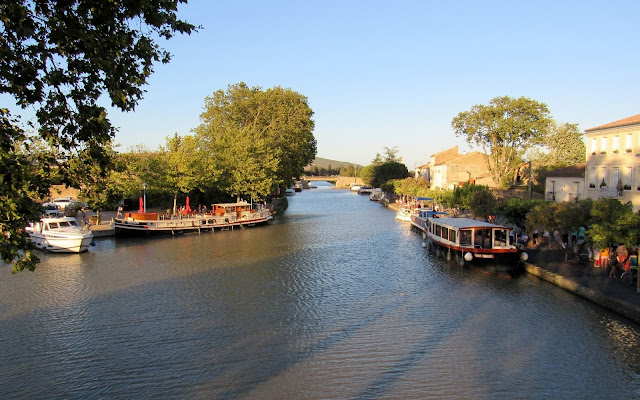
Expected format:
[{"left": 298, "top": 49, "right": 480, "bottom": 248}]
[{"left": 1, "top": 188, "right": 640, "bottom": 398}]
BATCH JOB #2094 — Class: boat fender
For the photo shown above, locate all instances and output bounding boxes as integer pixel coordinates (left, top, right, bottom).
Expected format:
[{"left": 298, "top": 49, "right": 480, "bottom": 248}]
[
  {"left": 422, "top": 241, "right": 427, "bottom": 248},
  {"left": 520, "top": 252, "right": 529, "bottom": 261},
  {"left": 90, "top": 241, "right": 96, "bottom": 246},
  {"left": 422, "top": 232, "right": 426, "bottom": 240},
  {"left": 464, "top": 252, "right": 473, "bottom": 261}
]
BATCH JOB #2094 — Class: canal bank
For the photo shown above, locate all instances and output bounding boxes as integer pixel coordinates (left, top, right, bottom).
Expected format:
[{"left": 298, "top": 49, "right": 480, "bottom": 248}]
[
  {"left": 523, "top": 247, "right": 640, "bottom": 324},
  {"left": 384, "top": 200, "right": 640, "bottom": 324}
]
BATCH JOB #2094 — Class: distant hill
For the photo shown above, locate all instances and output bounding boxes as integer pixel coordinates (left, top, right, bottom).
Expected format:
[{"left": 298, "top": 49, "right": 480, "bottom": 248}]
[{"left": 306, "top": 157, "right": 362, "bottom": 170}]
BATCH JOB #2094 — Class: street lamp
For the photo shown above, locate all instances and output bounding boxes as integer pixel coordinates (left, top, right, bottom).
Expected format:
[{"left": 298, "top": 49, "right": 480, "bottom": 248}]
[{"left": 142, "top": 183, "right": 147, "bottom": 213}]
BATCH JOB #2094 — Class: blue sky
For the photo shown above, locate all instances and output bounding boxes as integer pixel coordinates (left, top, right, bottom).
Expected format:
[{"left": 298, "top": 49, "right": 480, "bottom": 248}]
[{"left": 45, "top": 1, "right": 640, "bottom": 168}]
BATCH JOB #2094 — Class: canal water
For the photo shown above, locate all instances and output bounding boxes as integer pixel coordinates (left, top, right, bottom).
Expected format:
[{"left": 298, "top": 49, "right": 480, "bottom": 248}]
[{"left": 2, "top": 182, "right": 640, "bottom": 399}]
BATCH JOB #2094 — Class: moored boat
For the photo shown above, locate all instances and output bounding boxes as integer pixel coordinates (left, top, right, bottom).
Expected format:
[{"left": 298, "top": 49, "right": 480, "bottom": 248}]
[
  {"left": 395, "top": 205, "right": 412, "bottom": 221},
  {"left": 424, "top": 217, "right": 527, "bottom": 276},
  {"left": 26, "top": 216, "right": 94, "bottom": 253},
  {"left": 410, "top": 208, "right": 448, "bottom": 231},
  {"left": 369, "top": 188, "right": 383, "bottom": 201},
  {"left": 113, "top": 201, "right": 273, "bottom": 236}
]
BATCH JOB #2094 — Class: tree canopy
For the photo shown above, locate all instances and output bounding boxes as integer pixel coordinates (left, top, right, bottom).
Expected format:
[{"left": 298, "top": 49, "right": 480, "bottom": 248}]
[
  {"left": 1, "top": 0, "right": 196, "bottom": 272},
  {"left": 452, "top": 96, "right": 553, "bottom": 188},
  {"left": 194, "top": 83, "right": 316, "bottom": 200}
]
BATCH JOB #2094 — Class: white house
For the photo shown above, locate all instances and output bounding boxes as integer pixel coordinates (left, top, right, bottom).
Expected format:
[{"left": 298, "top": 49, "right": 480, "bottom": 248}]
[
  {"left": 584, "top": 114, "right": 640, "bottom": 210},
  {"left": 544, "top": 164, "right": 585, "bottom": 202}
]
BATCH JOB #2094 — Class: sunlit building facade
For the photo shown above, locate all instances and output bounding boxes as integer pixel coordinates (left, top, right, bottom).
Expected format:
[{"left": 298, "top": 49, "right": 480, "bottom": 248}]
[{"left": 584, "top": 114, "right": 640, "bottom": 210}]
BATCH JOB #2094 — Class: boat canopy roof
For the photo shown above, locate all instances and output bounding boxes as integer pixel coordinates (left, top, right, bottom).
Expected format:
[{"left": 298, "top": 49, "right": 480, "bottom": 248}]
[
  {"left": 431, "top": 217, "right": 510, "bottom": 230},
  {"left": 213, "top": 201, "right": 251, "bottom": 208},
  {"left": 416, "top": 197, "right": 434, "bottom": 201}
]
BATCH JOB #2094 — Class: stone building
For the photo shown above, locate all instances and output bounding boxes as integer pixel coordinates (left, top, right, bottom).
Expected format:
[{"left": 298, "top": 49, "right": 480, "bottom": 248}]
[
  {"left": 429, "top": 146, "right": 496, "bottom": 189},
  {"left": 584, "top": 114, "right": 640, "bottom": 210}
]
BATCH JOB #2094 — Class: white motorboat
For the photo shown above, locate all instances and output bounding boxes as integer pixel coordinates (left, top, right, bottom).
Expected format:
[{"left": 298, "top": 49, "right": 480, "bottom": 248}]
[
  {"left": 395, "top": 205, "right": 412, "bottom": 221},
  {"left": 26, "top": 216, "right": 94, "bottom": 253}
]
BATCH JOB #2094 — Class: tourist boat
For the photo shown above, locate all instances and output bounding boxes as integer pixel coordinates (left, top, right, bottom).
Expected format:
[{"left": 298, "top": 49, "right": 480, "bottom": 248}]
[
  {"left": 424, "top": 217, "right": 527, "bottom": 275},
  {"left": 113, "top": 201, "right": 273, "bottom": 236},
  {"left": 285, "top": 188, "right": 295, "bottom": 196},
  {"left": 349, "top": 184, "right": 362, "bottom": 192},
  {"left": 410, "top": 208, "right": 448, "bottom": 231},
  {"left": 294, "top": 182, "right": 303, "bottom": 192},
  {"left": 26, "top": 216, "right": 94, "bottom": 253},
  {"left": 357, "top": 186, "right": 372, "bottom": 194}
]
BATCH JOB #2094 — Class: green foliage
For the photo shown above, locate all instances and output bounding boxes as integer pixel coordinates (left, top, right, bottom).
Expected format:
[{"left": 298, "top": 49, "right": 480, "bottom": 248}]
[
  {"left": 359, "top": 164, "right": 376, "bottom": 186},
  {"left": 373, "top": 161, "right": 408, "bottom": 188},
  {"left": 0, "top": 110, "right": 51, "bottom": 272},
  {"left": 156, "top": 134, "right": 209, "bottom": 212},
  {"left": 68, "top": 143, "right": 125, "bottom": 212},
  {"left": 469, "top": 190, "right": 497, "bottom": 220},
  {"left": 383, "top": 146, "right": 400, "bottom": 162},
  {"left": 1, "top": 1, "right": 195, "bottom": 271},
  {"left": 496, "top": 197, "right": 540, "bottom": 229},
  {"left": 450, "top": 183, "right": 489, "bottom": 210},
  {"left": 339, "top": 164, "right": 356, "bottom": 177},
  {"left": 359, "top": 161, "right": 408, "bottom": 188},
  {"left": 528, "top": 122, "right": 586, "bottom": 193},
  {"left": 195, "top": 83, "right": 316, "bottom": 200},
  {"left": 452, "top": 96, "right": 553, "bottom": 188},
  {"left": 525, "top": 202, "right": 557, "bottom": 234},
  {"left": 389, "top": 177, "right": 431, "bottom": 197},
  {"left": 525, "top": 199, "right": 593, "bottom": 237},
  {"left": 589, "top": 199, "right": 638, "bottom": 249},
  {"left": 544, "top": 122, "right": 586, "bottom": 166}
]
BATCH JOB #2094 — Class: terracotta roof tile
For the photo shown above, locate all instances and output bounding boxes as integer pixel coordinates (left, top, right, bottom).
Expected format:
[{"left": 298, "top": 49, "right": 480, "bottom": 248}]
[
  {"left": 545, "top": 163, "right": 586, "bottom": 178},
  {"left": 586, "top": 114, "right": 640, "bottom": 131}
]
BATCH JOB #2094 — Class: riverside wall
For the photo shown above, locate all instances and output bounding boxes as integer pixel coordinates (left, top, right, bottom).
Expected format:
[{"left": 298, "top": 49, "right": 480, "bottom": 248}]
[{"left": 334, "top": 176, "right": 364, "bottom": 189}]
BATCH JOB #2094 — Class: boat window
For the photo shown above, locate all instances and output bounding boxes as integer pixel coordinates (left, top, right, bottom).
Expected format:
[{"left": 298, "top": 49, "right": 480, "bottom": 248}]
[
  {"left": 494, "top": 229, "right": 508, "bottom": 247},
  {"left": 475, "top": 228, "right": 492, "bottom": 249},
  {"left": 435, "top": 225, "right": 442, "bottom": 237},
  {"left": 460, "top": 230, "right": 472, "bottom": 246},
  {"left": 59, "top": 221, "right": 72, "bottom": 228},
  {"left": 49, "top": 222, "right": 60, "bottom": 230},
  {"left": 449, "top": 230, "right": 456, "bottom": 243},
  {"left": 441, "top": 227, "right": 448, "bottom": 240}
]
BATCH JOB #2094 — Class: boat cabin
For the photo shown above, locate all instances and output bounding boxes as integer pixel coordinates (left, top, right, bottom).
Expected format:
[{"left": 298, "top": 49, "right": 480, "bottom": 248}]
[
  {"left": 211, "top": 202, "right": 255, "bottom": 218},
  {"left": 33, "top": 218, "right": 82, "bottom": 233},
  {"left": 427, "top": 217, "right": 514, "bottom": 250}
]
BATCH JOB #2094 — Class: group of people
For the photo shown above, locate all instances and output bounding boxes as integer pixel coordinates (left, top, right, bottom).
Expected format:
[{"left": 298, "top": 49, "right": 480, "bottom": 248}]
[{"left": 594, "top": 245, "right": 639, "bottom": 278}]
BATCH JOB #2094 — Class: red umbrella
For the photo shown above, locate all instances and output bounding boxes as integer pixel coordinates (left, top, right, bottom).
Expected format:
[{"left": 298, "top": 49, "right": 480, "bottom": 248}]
[
  {"left": 186, "top": 196, "right": 191, "bottom": 213},
  {"left": 139, "top": 197, "right": 144, "bottom": 213}
]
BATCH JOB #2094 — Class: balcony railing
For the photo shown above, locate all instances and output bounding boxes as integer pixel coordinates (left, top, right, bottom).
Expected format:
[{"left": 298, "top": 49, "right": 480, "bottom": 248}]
[{"left": 599, "top": 187, "right": 623, "bottom": 198}]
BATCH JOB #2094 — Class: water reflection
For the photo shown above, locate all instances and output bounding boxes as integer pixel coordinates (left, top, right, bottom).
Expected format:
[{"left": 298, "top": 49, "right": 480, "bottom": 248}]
[{"left": 1, "top": 183, "right": 640, "bottom": 398}]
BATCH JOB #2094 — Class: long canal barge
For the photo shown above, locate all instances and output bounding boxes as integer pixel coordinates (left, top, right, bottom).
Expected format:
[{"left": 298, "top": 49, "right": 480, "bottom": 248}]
[
  {"left": 423, "top": 217, "right": 527, "bottom": 276},
  {"left": 113, "top": 201, "right": 272, "bottom": 236}
]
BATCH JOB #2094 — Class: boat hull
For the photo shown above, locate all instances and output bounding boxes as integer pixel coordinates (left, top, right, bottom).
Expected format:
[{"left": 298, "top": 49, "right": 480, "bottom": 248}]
[
  {"left": 113, "top": 212, "right": 273, "bottom": 236},
  {"left": 29, "top": 233, "right": 94, "bottom": 253},
  {"left": 427, "top": 237, "right": 523, "bottom": 276}
]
